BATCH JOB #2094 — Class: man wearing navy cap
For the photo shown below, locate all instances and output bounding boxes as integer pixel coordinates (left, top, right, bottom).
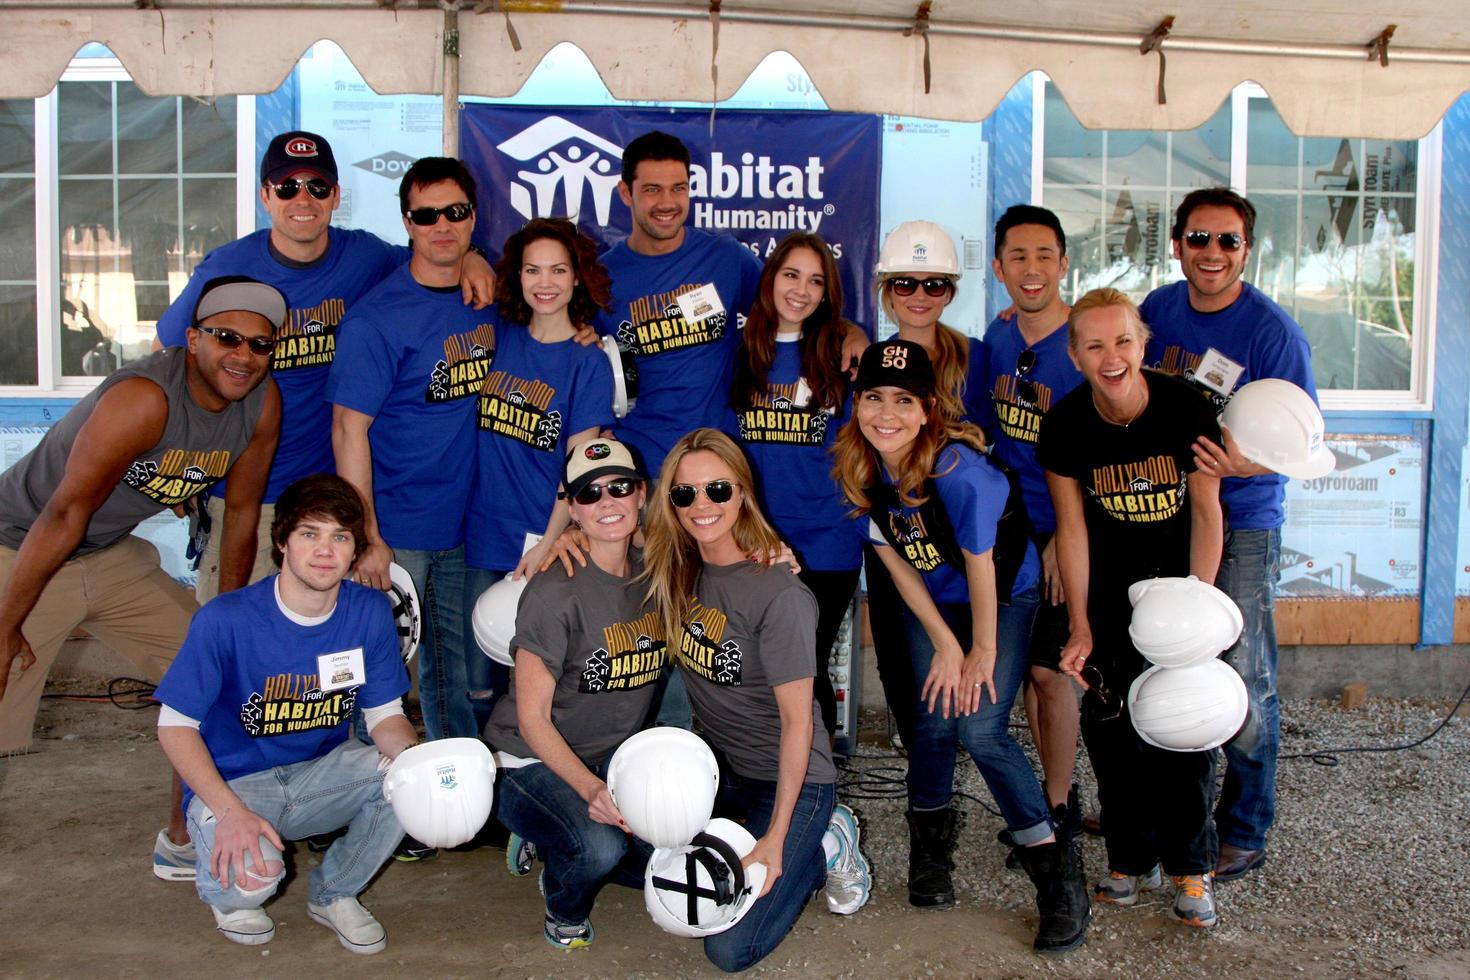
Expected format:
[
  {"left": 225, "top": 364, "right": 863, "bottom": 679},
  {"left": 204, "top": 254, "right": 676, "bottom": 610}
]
[
  {"left": 155, "top": 131, "right": 494, "bottom": 605},
  {"left": 0, "top": 275, "right": 285, "bottom": 872}
]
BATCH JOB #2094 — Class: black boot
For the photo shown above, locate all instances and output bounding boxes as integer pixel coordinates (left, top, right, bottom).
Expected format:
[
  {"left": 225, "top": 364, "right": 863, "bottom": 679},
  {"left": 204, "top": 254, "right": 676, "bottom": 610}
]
[
  {"left": 906, "top": 808, "right": 959, "bottom": 908},
  {"left": 1017, "top": 841, "right": 1090, "bottom": 953}
]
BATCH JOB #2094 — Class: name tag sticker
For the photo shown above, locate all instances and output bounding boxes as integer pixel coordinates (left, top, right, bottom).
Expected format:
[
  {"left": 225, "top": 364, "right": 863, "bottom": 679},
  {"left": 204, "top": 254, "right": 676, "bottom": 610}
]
[
  {"left": 318, "top": 647, "right": 366, "bottom": 692},
  {"left": 676, "top": 283, "right": 725, "bottom": 325},
  {"left": 1192, "top": 348, "right": 1245, "bottom": 396}
]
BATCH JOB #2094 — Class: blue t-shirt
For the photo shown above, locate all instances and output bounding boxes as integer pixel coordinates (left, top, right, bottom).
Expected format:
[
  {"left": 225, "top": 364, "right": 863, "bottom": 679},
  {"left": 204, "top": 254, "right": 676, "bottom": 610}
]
[
  {"left": 155, "top": 577, "right": 409, "bottom": 813},
  {"left": 466, "top": 324, "right": 614, "bottom": 570},
  {"left": 326, "top": 264, "right": 497, "bottom": 551},
  {"left": 958, "top": 335, "right": 990, "bottom": 426},
  {"left": 976, "top": 317, "right": 1085, "bottom": 534},
  {"left": 156, "top": 228, "right": 406, "bottom": 503},
  {"left": 725, "top": 335, "right": 861, "bottom": 572},
  {"left": 868, "top": 443, "right": 1040, "bottom": 606},
  {"left": 595, "top": 228, "right": 762, "bottom": 473},
  {"left": 1141, "top": 280, "right": 1318, "bottom": 531}
]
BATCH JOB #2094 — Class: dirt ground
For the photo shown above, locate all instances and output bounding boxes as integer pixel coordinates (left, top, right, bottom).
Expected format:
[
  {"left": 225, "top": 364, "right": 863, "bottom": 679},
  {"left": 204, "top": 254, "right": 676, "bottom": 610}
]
[{"left": 3, "top": 693, "right": 1467, "bottom": 980}]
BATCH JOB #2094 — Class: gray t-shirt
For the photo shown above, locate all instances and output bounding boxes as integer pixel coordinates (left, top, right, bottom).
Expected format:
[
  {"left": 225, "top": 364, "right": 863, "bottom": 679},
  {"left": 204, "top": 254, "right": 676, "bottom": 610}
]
[
  {"left": 678, "top": 561, "right": 836, "bottom": 784},
  {"left": 0, "top": 347, "right": 267, "bottom": 556},
  {"left": 485, "top": 555, "right": 667, "bottom": 767}
]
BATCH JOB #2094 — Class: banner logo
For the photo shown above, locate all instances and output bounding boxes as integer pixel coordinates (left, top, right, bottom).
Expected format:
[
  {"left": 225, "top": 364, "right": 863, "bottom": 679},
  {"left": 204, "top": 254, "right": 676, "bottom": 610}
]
[
  {"left": 495, "top": 116, "right": 625, "bottom": 225},
  {"left": 354, "top": 150, "right": 415, "bottom": 180}
]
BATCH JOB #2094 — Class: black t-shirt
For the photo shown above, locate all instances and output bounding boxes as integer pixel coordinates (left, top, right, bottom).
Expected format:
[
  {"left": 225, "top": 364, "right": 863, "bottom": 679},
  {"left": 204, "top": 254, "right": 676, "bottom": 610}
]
[{"left": 1036, "top": 369, "right": 1220, "bottom": 608}]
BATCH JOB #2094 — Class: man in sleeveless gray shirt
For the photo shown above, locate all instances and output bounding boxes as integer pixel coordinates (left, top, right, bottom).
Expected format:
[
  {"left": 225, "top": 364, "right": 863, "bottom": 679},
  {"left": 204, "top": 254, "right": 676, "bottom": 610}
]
[{"left": 0, "top": 275, "right": 285, "bottom": 875}]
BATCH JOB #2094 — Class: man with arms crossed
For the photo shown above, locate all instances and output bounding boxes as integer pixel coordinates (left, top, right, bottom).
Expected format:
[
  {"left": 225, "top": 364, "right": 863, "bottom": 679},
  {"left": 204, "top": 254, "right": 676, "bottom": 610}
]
[
  {"left": 0, "top": 275, "right": 284, "bottom": 874},
  {"left": 1142, "top": 187, "right": 1318, "bottom": 882}
]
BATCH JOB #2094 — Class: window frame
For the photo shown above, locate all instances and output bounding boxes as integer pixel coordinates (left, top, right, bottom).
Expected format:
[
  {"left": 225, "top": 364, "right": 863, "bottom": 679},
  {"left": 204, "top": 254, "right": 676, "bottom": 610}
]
[
  {"left": 1031, "top": 76, "right": 1442, "bottom": 413},
  {"left": 1, "top": 54, "right": 255, "bottom": 398}
]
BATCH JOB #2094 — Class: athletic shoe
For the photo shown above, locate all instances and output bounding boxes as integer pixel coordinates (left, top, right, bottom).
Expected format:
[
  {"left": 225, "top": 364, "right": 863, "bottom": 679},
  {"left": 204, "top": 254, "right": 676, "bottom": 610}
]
[
  {"left": 1094, "top": 865, "right": 1162, "bottom": 906},
  {"left": 304, "top": 829, "right": 344, "bottom": 853},
  {"left": 211, "top": 905, "right": 275, "bottom": 946},
  {"left": 543, "top": 913, "right": 594, "bottom": 950},
  {"left": 1171, "top": 874, "right": 1218, "bottom": 928},
  {"left": 153, "top": 830, "right": 198, "bottom": 882},
  {"left": 824, "top": 803, "right": 872, "bottom": 915},
  {"left": 1214, "top": 843, "right": 1267, "bottom": 882},
  {"left": 392, "top": 835, "right": 438, "bottom": 862},
  {"left": 308, "top": 897, "right": 388, "bottom": 954},
  {"left": 507, "top": 832, "right": 537, "bottom": 877}
]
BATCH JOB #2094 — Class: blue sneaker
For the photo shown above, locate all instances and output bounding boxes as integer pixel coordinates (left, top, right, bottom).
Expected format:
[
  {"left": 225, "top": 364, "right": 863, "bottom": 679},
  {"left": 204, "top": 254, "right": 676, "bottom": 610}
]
[
  {"left": 153, "top": 829, "right": 197, "bottom": 882},
  {"left": 824, "top": 803, "right": 871, "bottom": 914},
  {"left": 507, "top": 832, "right": 537, "bottom": 877}
]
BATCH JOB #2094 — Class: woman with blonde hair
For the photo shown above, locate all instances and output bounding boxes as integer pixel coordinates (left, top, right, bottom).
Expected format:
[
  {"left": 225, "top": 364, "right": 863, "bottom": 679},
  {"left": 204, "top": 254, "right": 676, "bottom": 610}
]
[
  {"left": 833, "top": 340, "right": 1088, "bottom": 954},
  {"left": 643, "top": 428, "right": 869, "bottom": 971},
  {"left": 1037, "top": 287, "right": 1224, "bottom": 930}
]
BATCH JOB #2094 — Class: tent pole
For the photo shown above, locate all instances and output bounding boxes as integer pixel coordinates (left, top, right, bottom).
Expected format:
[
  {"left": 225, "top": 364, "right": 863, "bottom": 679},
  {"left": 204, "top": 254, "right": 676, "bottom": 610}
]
[{"left": 442, "top": 2, "right": 460, "bottom": 156}]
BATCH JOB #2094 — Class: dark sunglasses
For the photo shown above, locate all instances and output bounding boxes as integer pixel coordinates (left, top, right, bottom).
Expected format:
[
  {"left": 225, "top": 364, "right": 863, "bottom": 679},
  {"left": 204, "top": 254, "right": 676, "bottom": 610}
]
[
  {"left": 195, "top": 325, "right": 275, "bottom": 356},
  {"left": 562, "top": 478, "right": 641, "bottom": 505},
  {"left": 405, "top": 203, "right": 474, "bottom": 226},
  {"left": 889, "top": 276, "right": 953, "bottom": 298},
  {"left": 669, "top": 480, "right": 736, "bottom": 508},
  {"left": 1183, "top": 230, "right": 1245, "bottom": 252},
  {"left": 1014, "top": 348, "right": 1039, "bottom": 405},
  {"left": 270, "top": 177, "right": 334, "bottom": 201},
  {"left": 1081, "top": 665, "right": 1124, "bottom": 723}
]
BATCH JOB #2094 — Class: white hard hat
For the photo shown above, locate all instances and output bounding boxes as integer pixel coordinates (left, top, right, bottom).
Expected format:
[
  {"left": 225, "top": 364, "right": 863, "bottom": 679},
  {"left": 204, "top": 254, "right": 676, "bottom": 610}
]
[
  {"left": 385, "top": 563, "right": 421, "bottom": 664},
  {"left": 600, "top": 335, "right": 636, "bottom": 418},
  {"left": 644, "top": 817, "right": 768, "bottom": 938},
  {"left": 473, "top": 573, "right": 526, "bottom": 667},
  {"left": 1127, "top": 660, "right": 1249, "bottom": 752},
  {"left": 1220, "top": 378, "right": 1335, "bottom": 480},
  {"left": 607, "top": 727, "right": 720, "bottom": 849},
  {"left": 382, "top": 738, "right": 497, "bottom": 848},
  {"left": 1127, "top": 576, "right": 1244, "bottom": 668},
  {"left": 875, "top": 220, "right": 962, "bottom": 280}
]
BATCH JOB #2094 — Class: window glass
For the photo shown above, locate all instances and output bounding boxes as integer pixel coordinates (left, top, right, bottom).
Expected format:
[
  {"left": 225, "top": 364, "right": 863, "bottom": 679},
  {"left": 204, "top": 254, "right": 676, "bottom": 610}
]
[{"left": 0, "top": 99, "right": 36, "bottom": 384}]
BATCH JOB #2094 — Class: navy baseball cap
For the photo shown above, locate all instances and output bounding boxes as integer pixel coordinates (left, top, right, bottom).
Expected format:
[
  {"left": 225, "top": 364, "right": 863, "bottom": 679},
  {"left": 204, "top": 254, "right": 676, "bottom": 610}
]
[{"left": 260, "top": 131, "right": 338, "bottom": 186}]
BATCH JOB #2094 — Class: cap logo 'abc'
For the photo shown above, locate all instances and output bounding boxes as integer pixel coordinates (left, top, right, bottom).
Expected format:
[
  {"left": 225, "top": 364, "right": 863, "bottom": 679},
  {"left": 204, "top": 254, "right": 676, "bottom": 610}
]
[
  {"left": 286, "top": 138, "right": 318, "bottom": 158},
  {"left": 585, "top": 442, "right": 612, "bottom": 460}
]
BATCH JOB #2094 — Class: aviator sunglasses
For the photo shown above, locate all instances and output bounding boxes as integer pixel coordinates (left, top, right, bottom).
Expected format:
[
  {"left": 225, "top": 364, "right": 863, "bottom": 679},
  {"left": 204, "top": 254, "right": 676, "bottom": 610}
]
[
  {"left": 1183, "top": 230, "right": 1245, "bottom": 252},
  {"left": 405, "top": 203, "right": 475, "bottom": 226},
  {"left": 889, "top": 276, "right": 953, "bottom": 298},
  {"left": 270, "top": 177, "right": 334, "bottom": 201},
  {"left": 669, "top": 480, "right": 736, "bottom": 508},
  {"left": 195, "top": 325, "right": 275, "bottom": 356},
  {"left": 561, "top": 478, "right": 641, "bottom": 505}
]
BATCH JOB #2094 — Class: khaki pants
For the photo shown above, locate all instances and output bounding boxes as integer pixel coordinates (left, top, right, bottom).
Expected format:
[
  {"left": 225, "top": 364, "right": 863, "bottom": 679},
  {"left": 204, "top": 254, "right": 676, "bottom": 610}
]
[
  {"left": 193, "top": 497, "right": 276, "bottom": 604},
  {"left": 1, "top": 536, "right": 198, "bottom": 753}
]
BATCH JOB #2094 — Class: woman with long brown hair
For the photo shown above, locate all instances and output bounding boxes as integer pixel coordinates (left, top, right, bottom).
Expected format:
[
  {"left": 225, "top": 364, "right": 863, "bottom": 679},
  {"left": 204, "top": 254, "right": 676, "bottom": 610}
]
[
  {"left": 643, "top": 428, "right": 869, "bottom": 971},
  {"left": 833, "top": 340, "right": 1088, "bottom": 954},
  {"left": 727, "top": 232, "right": 861, "bottom": 745}
]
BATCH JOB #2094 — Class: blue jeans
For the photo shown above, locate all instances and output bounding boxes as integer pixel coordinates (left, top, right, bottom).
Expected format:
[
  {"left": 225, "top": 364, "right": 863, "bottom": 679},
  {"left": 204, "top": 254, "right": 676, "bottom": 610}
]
[
  {"left": 187, "top": 740, "right": 403, "bottom": 911},
  {"left": 396, "top": 545, "right": 474, "bottom": 740},
  {"left": 903, "top": 586, "right": 1052, "bottom": 844},
  {"left": 705, "top": 775, "right": 835, "bottom": 973},
  {"left": 497, "top": 761, "right": 651, "bottom": 925},
  {"left": 1215, "top": 527, "right": 1282, "bottom": 851},
  {"left": 465, "top": 567, "right": 514, "bottom": 732}
]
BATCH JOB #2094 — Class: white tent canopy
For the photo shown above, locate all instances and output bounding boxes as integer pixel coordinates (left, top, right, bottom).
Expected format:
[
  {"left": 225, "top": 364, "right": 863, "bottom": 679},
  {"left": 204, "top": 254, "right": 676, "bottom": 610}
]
[{"left": 2, "top": 0, "right": 1468, "bottom": 138}]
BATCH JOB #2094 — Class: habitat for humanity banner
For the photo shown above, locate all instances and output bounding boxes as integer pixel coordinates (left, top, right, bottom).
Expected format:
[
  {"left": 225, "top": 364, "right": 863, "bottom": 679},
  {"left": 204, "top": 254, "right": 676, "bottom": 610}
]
[{"left": 460, "top": 106, "right": 883, "bottom": 329}]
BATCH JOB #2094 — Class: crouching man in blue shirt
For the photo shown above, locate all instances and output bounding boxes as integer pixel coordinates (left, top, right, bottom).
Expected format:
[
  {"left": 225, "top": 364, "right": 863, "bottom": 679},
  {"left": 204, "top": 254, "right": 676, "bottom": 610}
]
[{"left": 156, "top": 473, "right": 418, "bottom": 954}]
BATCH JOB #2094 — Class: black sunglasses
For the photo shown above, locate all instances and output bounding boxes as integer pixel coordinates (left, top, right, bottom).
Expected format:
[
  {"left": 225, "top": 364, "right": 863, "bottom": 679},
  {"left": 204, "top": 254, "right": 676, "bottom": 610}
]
[
  {"left": 405, "top": 203, "right": 474, "bottom": 226},
  {"left": 195, "top": 325, "right": 275, "bottom": 356},
  {"left": 562, "top": 478, "right": 641, "bottom": 505},
  {"left": 270, "top": 177, "right": 334, "bottom": 201},
  {"left": 1183, "top": 230, "right": 1245, "bottom": 252},
  {"left": 669, "top": 480, "right": 736, "bottom": 508},
  {"left": 889, "top": 276, "right": 953, "bottom": 298},
  {"left": 1014, "top": 348, "right": 1039, "bottom": 405},
  {"left": 1081, "top": 665, "right": 1124, "bottom": 723}
]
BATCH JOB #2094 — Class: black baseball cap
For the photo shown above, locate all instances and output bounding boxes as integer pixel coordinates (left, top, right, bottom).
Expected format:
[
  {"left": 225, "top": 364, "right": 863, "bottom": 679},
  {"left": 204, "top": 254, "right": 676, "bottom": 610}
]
[
  {"left": 853, "top": 339, "right": 935, "bottom": 398},
  {"left": 260, "top": 131, "right": 338, "bottom": 186},
  {"left": 193, "top": 275, "right": 288, "bottom": 331}
]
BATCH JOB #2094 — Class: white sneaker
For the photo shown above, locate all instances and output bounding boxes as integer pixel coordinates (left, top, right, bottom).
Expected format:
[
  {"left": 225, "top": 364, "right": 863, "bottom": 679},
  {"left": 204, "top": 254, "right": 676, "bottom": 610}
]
[
  {"left": 308, "top": 897, "right": 387, "bottom": 954},
  {"left": 211, "top": 905, "right": 275, "bottom": 946},
  {"left": 824, "top": 803, "right": 872, "bottom": 915}
]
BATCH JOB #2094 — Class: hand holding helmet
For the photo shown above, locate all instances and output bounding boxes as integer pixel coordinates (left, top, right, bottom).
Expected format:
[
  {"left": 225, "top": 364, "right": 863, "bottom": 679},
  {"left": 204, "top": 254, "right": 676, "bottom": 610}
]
[{"left": 382, "top": 738, "right": 497, "bottom": 848}]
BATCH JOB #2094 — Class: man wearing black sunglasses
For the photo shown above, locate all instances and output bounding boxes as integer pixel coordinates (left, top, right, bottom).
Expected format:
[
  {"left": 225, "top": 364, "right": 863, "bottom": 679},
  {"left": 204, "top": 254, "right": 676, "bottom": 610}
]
[
  {"left": 155, "top": 131, "right": 494, "bottom": 606},
  {"left": 977, "top": 205, "right": 1088, "bottom": 836},
  {"left": 0, "top": 274, "right": 284, "bottom": 877},
  {"left": 1141, "top": 187, "right": 1319, "bottom": 883}
]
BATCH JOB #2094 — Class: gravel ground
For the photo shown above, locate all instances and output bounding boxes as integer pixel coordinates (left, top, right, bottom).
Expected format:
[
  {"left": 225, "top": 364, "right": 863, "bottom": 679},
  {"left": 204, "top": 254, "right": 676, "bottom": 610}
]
[{"left": 838, "top": 695, "right": 1470, "bottom": 977}]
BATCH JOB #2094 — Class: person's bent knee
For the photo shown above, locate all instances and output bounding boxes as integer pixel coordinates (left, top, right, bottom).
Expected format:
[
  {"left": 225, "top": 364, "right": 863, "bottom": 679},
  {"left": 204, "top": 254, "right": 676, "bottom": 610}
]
[
  {"left": 218, "top": 846, "right": 285, "bottom": 907},
  {"left": 705, "top": 934, "right": 761, "bottom": 974}
]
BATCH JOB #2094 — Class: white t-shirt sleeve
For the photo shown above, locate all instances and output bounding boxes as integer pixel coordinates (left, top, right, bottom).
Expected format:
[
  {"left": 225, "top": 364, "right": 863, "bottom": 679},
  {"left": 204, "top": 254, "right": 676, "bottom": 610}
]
[
  {"left": 156, "top": 705, "right": 202, "bottom": 730},
  {"left": 362, "top": 699, "right": 406, "bottom": 733}
]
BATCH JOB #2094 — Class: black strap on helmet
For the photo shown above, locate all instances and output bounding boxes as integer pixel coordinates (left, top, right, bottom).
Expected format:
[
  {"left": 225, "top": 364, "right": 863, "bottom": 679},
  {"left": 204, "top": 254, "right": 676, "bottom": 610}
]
[{"left": 648, "top": 830, "right": 746, "bottom": 926}]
